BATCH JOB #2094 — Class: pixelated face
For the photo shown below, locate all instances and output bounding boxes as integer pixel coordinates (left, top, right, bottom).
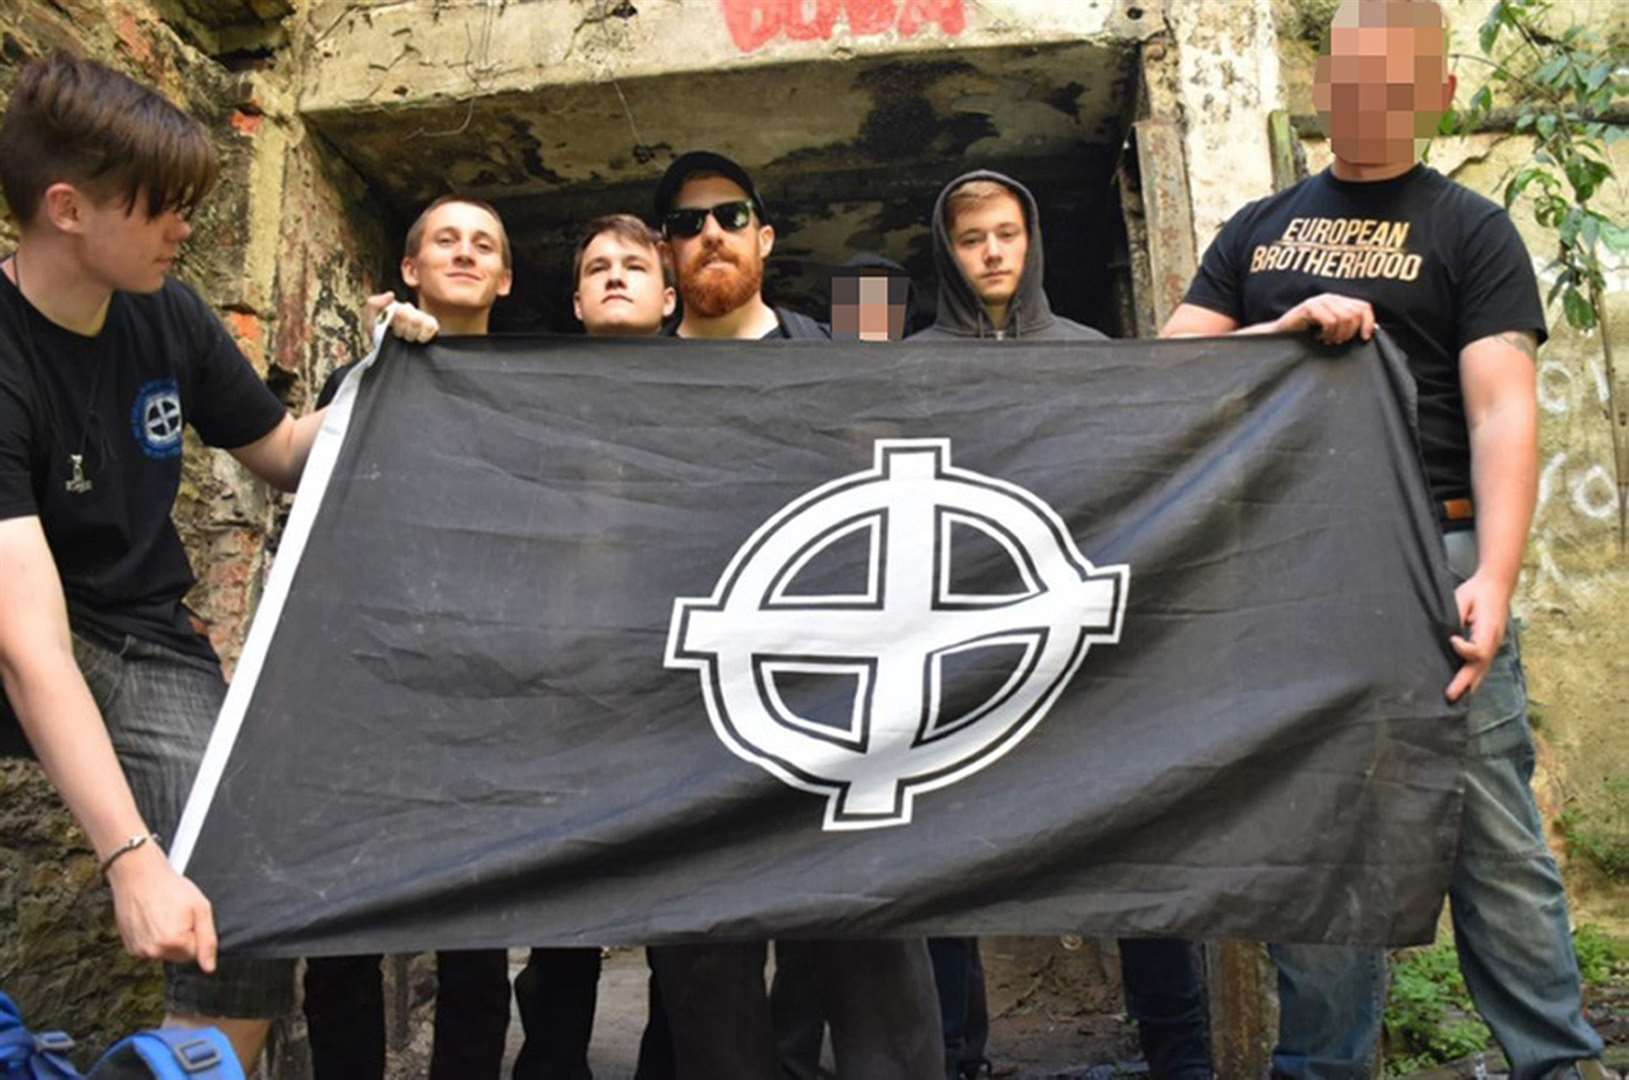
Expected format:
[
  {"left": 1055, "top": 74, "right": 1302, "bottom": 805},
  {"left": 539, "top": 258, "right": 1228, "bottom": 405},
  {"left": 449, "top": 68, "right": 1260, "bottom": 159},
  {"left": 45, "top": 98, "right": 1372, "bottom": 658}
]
[
  {"left": 1315, "top": 0, "right": 1453, "bottom": 167},
  {"left": 402, "top": 201, "right": 512, "bottom": 317},
  {"left": 950, "top": 191, "right": 1028, "bottom": 311},
  {"left": 574, "top": 231, "right": 675, "bottom": 336},
  {"left": 670, "top": 174, "right": 773, "bottom": 319},
  {"left": 832, "top": 273, "right": 908, "bottom": 341}
]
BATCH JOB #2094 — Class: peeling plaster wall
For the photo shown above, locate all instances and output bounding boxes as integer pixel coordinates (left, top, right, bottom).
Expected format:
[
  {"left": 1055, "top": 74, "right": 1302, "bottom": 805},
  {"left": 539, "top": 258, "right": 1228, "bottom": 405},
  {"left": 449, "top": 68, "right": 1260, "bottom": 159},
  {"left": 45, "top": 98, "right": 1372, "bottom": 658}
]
[
  {"left": 1279, "top": 0, "right": 1629, "bottom": 939},
  {"left": 0, "top": 0, "right": 389, "bottom": 1056},
  {"left": 1166, "top": 0, "right": 1284, "bottom": 253}
]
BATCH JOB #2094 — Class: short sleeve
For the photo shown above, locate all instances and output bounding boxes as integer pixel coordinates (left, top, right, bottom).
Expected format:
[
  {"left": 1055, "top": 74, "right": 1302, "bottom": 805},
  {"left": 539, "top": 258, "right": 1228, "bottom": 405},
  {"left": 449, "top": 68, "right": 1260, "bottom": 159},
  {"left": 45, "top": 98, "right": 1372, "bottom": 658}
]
[
  {"left": 174, "top": 284, "right": 287, "bottom": 449},
  {"left": 1455, "top": 203, "right": 1547, "bottom": 351},
  {"left": 0, "top": 375, "right": 39, "bottom": 522},
  {"left": 1182, "top": 208, "right": 1256, "bottom": 322}
]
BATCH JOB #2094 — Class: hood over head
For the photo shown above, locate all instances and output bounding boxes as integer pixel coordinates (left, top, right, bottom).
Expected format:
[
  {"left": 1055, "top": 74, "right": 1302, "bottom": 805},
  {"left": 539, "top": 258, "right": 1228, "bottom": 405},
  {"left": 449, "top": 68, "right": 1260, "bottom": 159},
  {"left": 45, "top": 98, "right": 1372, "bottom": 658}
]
[{"left": 927, "top": 169, "right": 1056, "bottom": 338}]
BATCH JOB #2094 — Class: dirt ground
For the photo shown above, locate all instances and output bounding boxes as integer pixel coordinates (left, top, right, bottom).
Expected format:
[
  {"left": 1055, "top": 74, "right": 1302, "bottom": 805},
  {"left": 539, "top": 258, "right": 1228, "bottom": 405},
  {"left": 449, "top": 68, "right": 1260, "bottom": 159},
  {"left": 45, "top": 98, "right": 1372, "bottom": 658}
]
[
  {"left": 369, "top": 937, "right": 1626, "bottom": 1080},
  {"left": 496, "top": 937, "right": 1153, "bottom": 1080}
]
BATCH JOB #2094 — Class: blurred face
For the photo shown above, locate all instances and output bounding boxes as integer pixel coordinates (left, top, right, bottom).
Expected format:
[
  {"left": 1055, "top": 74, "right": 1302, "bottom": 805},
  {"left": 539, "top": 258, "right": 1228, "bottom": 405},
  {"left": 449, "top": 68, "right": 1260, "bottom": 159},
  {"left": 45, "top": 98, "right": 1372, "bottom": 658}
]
[
  {"left": 574, "top": 231, "right": 676, "bottom": 336},
  {"left": 402, "top": 201, "right": 512, "bottom": 319},
  {"left": 1315, "top": 0, "right": 1454, "bottom": 167},
  {"left": 950, "top": 191, "right": 1028, "bottom": 312},
  {"left": 69, "top": 187, "right": 192, "bottom": 294},
  {"left": 668, "top": 175, "right": 773, "bottom": 319}
]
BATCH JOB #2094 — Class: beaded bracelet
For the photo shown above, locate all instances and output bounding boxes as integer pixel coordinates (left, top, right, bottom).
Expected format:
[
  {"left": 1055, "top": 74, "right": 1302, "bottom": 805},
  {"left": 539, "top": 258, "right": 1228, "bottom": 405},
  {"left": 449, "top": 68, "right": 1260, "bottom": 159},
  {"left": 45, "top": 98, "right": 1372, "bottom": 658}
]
[{"left": 99, "top": 833, "right": 161, "bottom": 879}]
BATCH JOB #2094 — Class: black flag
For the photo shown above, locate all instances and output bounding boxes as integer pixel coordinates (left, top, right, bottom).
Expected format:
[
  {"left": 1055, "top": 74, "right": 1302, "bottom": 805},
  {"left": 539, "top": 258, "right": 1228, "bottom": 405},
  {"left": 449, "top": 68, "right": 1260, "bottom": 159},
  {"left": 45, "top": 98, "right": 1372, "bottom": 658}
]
[{"left": 173, "top": 333, "right": 1464, "bottom": 957}]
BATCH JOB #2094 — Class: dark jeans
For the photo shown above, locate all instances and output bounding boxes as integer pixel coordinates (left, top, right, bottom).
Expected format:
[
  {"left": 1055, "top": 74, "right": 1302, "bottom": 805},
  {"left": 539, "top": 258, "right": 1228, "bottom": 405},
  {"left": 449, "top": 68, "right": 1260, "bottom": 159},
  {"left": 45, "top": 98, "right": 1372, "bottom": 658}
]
[
  {"left": 650, "top": 939, "right": 942, "bottom": 1080},
  {"left": 304, "top": 949, "right": 510, "bottom": 1080},
  {"left": 926, "top": 938, "right": 988, "bottom": 1077},
  {"left": 928, "top": 937, "right": 1211, "bottom": 1080},
  {"left": 71, "top": 629, "right": 295, "bottom": 1017}
]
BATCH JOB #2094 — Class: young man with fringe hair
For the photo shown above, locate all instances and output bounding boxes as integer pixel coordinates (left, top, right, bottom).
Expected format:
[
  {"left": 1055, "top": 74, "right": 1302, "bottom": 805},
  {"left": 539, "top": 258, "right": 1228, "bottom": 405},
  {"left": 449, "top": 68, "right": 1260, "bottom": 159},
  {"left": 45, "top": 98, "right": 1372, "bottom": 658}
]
[{"left": 0, "top": 51, "right": 334, "bottom": 1069}]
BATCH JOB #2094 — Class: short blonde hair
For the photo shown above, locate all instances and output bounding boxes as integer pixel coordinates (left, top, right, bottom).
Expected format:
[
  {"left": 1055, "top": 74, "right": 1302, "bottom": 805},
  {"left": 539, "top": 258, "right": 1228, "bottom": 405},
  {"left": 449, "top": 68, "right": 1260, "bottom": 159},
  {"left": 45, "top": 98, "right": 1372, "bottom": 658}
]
[{"left": 943, "top": 179, "right": 1022, "bottom": 232}]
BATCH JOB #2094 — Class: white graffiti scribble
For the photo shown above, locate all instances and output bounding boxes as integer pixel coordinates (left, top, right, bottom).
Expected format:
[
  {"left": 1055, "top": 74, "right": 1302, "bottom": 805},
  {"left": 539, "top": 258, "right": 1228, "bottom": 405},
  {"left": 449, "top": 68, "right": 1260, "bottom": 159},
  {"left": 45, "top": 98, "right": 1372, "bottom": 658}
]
[
  {"left": 1570, "top": 464, "right": 1620, "bottom": 521},
  {"left": 1537, "top": 362, "right": 1574, "bottom": 415},
  {"left": 1538, "top": 452, "right": 1567, "bottom": 513}
]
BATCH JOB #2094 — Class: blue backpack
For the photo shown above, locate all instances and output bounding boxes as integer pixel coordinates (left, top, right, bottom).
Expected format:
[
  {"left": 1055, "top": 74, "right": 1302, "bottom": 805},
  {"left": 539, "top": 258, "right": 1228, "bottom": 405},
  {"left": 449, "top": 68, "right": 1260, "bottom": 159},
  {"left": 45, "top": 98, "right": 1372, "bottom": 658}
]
[{"left": 0, "top": 995, "right": 241, "bottom": 1080}]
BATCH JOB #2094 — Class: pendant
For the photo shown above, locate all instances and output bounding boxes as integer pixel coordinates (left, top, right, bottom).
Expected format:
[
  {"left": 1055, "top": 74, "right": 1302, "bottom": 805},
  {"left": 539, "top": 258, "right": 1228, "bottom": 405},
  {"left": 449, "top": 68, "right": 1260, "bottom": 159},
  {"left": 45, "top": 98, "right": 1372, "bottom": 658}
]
[{"left": 65, "top": 454, "right": 93, "bottom": 495}]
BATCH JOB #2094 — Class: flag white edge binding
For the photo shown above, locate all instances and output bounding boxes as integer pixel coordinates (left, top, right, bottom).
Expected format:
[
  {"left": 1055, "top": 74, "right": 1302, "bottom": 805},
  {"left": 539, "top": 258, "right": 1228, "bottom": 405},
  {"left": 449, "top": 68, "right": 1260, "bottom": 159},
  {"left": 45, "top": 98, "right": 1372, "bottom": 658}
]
[{"left": 170, "top": 308, "right": 399, "bottom": 873}]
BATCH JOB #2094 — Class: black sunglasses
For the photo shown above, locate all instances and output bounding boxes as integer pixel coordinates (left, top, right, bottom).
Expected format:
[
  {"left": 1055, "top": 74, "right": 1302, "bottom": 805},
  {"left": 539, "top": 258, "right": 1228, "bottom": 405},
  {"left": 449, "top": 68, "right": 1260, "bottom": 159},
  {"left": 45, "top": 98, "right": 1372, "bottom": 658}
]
[{"left": 664, "top": 200, "right": 755, "bottom": 238}]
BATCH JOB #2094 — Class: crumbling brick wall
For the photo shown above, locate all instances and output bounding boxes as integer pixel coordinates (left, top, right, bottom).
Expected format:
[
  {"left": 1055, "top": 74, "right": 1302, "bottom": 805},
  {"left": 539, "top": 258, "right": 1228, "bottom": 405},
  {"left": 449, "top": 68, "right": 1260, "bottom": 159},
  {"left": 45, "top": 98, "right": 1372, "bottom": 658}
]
[{"left": 0, "top": 0, "right": 387, "bottom": 1061}]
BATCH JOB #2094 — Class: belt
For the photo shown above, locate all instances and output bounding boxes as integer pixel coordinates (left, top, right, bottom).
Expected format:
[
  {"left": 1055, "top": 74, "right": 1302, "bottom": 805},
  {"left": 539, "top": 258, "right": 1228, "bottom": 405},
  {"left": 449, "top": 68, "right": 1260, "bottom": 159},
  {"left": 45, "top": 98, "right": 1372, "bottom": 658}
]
[{"left": 1440, "top": 498, "right": 1474, "bottom": 523}]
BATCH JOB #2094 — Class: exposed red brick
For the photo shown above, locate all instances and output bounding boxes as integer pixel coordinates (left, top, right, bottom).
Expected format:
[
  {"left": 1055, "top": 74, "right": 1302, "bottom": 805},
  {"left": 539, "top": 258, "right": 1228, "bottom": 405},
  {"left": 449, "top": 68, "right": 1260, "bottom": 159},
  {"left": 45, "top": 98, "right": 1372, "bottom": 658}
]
[
  {"left": 230, "top": 108, "right": 263, "bottom": 135},
  {"left": 113, "top": 9, "right": 154, "bottom": 66},
  {"left": 226, "top": 310, "right": 266, "bottom": 371}
]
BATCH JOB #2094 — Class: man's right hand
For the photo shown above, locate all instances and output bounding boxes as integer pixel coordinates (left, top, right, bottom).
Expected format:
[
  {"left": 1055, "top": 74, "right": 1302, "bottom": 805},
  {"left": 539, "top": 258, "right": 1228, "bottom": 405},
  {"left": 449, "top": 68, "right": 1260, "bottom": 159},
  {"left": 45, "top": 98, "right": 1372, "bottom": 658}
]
[
  {"left": 107, "top": 842, "right": 218, "bottom": 973},
  {"left": 1272, "top": 293, "right": 1376, "bottom": 345},
  {"left": 365, "top": 292, "right": 439, "bottom": 343}
]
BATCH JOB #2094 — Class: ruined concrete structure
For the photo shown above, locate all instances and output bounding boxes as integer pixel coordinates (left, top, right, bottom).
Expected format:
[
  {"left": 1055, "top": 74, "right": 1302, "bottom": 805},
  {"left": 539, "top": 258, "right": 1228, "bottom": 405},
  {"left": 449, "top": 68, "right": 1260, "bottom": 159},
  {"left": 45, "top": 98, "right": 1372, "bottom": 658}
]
[{"left": 0, "top": 0, "right": 1622, "bottom": 1074}]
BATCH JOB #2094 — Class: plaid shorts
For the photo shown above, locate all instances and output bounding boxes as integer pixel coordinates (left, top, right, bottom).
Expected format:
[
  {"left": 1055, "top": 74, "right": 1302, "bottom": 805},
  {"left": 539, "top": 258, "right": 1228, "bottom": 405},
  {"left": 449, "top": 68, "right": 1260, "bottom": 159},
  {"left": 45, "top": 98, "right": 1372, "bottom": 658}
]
[{"left": 72, "top": 629, "right": 295, "bottom": 1019}]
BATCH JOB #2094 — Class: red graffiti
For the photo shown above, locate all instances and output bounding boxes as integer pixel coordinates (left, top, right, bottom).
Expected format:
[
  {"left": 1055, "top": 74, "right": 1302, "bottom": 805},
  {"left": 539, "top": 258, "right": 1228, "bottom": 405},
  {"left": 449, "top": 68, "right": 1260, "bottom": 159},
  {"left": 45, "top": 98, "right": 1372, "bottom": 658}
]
[{"left": 720, "top": 0, "right": 966, "bottom": 53}]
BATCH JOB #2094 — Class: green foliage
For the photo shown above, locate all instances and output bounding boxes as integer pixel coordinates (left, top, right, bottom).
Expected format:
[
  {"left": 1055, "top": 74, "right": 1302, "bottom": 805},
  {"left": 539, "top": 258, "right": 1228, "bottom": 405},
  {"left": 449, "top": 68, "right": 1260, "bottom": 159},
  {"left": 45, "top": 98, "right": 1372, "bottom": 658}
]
[
  {"left": 1571, "top": 923, "right": 1625, "bottom": 987},
  {"left": 1560, "top": 776, "right": 1629, "bottom": 882},
  {"left": 1384, "top": 941, "right": 1491, "bottom": 1076},
  {"left": 1446, "top": 0, "right": 1626, "bottom": 333}
]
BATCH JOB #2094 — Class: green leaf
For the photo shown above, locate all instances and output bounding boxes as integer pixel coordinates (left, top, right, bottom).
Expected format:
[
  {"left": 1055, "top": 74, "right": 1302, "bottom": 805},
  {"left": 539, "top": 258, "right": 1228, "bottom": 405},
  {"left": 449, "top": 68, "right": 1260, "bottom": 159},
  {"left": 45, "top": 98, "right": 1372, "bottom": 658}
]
[
  {"left": 1505, "top": 166, "right": 1542, "bottom": 207},
  {"left": 1537, "top": 113, "right": 1558, "bottom": 139},
  {"left": 1562, "top": 287, "right": 1596, "bottom": 331},
  {"left": 1479, "top": 7, "right": 1504, "bottom": 54},
  {"left": 1535, "top": 55, "right": 1568, "bottom": 85},
  {"left": 1564, "top": 157, "right": 1609, "bottom": 201},
  {"left": 1471, "top": 86, "right": 1494, "bottom": 116},
  {"left": 1559, "top": 208, "right": 1583, "bottom": 247},
  {"left": 1547, "top": 272, "right": 1570, "bottom": 307},
  {"left": 1603, "top": 220, "right": 1629, "bottom": 255},
  {"left": 1516, "top": 112, "right": 1536, "bottom": 132},
  {"left": 1586, "top": 61, "right": 1611, "bottom": 92}
]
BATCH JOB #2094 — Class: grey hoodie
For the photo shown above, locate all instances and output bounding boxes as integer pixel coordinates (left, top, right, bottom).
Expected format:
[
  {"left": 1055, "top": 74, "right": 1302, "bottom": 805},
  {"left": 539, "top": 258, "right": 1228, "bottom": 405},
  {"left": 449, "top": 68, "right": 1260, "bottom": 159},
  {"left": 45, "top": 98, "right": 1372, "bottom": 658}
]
[{"left": 912, "top": 170, "right": 1107, "bottom": 342}]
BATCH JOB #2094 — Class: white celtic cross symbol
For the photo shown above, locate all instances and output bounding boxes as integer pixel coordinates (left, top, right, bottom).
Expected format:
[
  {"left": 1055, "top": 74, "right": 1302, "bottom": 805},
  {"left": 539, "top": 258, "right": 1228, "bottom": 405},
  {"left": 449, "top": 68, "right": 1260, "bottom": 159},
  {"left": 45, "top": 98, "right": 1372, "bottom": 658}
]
[
  {"left": 666, "top": 439, "right": 1129, "bottom": 830},
  {"left": 145, "top": 395, "right": 182, "bottom": 441}
]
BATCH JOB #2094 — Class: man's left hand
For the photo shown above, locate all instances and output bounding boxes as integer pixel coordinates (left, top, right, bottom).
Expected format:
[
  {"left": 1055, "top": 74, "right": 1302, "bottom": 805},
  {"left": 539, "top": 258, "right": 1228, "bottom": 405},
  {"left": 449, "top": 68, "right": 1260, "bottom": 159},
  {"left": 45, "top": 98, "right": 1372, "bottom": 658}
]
[{"left": 1446, "top": 571, "right": 1511, "bottom": 702}]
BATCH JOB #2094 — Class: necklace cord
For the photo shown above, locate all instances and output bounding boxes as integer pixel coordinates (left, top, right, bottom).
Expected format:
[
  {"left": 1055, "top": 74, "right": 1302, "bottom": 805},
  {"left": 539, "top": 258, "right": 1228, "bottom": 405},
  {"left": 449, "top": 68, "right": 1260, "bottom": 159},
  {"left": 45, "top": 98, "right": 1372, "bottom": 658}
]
[{"left": 5, "top": 252, "right": 104, "bottom": 490}]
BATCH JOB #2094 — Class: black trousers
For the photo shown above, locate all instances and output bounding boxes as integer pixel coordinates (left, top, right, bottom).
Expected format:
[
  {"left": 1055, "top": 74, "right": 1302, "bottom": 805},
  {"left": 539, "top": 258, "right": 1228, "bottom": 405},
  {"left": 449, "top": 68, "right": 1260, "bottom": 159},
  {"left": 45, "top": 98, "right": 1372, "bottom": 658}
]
[
  {"left": 304, "top": 949, "right": 510, "bottom": 1080},
  {"left": 511, "top": 946, "right": 678, "bottom": 1080},
  {"left": 926, "top": 937, "right": 1212, "bottom": 1080},
  {"left": 649, "top": 939, "right": 943, "bottom": 1080}
]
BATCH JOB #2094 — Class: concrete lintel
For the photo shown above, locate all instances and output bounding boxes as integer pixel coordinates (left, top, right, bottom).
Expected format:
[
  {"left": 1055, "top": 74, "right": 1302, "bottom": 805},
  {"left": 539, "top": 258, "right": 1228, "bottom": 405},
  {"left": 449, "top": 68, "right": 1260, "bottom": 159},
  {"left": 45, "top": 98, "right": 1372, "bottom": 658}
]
[{"left": 297, "top": 0, "right": 1164, "bottom": 116}]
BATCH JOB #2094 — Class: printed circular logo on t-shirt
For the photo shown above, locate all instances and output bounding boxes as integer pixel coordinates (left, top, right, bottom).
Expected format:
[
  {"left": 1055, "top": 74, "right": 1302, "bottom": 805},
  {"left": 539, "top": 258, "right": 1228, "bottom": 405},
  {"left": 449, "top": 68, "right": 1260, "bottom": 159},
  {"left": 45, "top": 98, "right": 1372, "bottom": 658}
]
[{"left": 131, "top": 378, "right": 184, "bottom": 459}]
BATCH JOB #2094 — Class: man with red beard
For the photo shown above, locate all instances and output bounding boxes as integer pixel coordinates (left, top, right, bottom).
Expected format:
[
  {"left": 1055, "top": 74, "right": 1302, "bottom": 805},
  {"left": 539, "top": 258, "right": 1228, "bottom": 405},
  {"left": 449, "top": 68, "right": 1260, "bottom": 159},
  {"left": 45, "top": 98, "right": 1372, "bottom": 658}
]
[
  {"left": 656, "top": 152, "right": 828, "bottom": 342},
  {"left": 644, "top": 152, "right": 941, "bottom": 1080}
]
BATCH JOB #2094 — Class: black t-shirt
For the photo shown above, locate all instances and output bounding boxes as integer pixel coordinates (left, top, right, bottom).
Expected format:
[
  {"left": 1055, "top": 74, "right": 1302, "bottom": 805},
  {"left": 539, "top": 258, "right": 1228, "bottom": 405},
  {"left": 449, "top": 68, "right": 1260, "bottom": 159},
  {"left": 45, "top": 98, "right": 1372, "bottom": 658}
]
[
  {"left": 1184, "top": 165, "right": 1546, "bottom": 502},
  {"left": 0, "top": 265, "right": 288, "bottom": 660}
]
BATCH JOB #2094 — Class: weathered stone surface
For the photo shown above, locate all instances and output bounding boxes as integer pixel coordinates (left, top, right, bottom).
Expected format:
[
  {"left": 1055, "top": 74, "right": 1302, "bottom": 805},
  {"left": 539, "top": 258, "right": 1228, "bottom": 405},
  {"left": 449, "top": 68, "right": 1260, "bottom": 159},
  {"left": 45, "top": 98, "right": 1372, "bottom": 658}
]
[{"left": 1, "top": 0, "right": 386, "bottom": 1061}]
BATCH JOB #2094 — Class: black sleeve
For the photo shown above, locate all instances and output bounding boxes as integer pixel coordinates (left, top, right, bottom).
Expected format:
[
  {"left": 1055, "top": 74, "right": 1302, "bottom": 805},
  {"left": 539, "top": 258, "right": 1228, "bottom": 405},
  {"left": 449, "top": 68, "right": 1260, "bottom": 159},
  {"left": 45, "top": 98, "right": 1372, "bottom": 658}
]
[
  {"left": 173, "top": 283, "right": 288, "bottom": 449},
  {"left": 0, "top": 376, "right": 38, "bottom": 522},
  {"left": 315, "top": 361, "right": 360, "bottom": 409},
  {"left": 1182, "top": 206, "right": 1257, "bottom": 323},
  {"left": 1455, "top": 203, "right": 1548, "bottom": 351}
]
